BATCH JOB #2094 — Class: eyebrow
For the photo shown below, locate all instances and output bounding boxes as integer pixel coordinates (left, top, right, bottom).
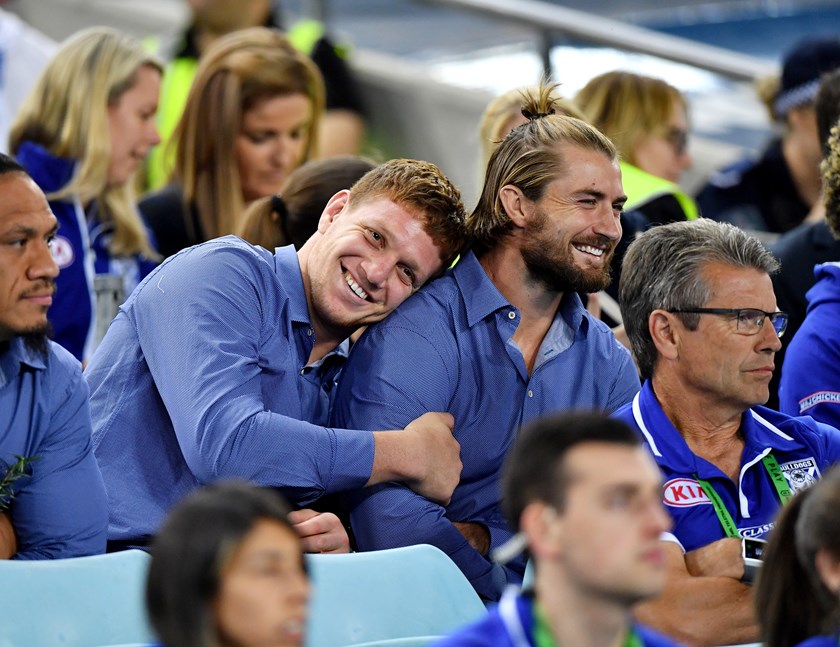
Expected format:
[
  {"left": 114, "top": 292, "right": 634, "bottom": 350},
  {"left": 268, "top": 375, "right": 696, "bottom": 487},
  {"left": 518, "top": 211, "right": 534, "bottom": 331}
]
[
  {"left": 2, "top": 222, "right": 57, "bottom": 237},
  {"left": 576, "top": 189, "right": 628, "bottom": 208},
  {"left": 375, "top": 223, "right": 424, "bottom": 285}
]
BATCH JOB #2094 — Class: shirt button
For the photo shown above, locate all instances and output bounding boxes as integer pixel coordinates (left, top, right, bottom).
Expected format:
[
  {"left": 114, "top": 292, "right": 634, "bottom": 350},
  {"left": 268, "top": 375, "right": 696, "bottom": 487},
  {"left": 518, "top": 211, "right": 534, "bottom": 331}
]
[
  {"left": 300, "top": 369, "right": 306, "bottom": 375},
  {"left": 528, "top": 390, "right": 534, "bottom": 398},
  {"left": 508, "top": 311, "right": 516, "bottom": 320},
  {"left": 306, "top": 328, "right": 313, "bottom": 336}
]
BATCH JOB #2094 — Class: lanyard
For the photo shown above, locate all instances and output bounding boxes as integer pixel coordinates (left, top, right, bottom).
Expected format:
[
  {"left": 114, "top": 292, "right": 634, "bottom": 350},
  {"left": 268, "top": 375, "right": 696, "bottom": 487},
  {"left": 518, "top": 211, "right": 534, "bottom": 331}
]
[
  {"left": 694, "top": 453, "right": 792, "bottom": 538},
  {"left": 533, "top": 603, "right": 643, "bottom": 647}
]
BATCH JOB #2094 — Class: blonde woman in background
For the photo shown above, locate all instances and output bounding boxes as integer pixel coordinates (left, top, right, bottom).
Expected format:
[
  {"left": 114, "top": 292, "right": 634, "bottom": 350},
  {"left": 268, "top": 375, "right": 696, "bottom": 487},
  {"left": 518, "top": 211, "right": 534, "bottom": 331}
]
[
  {"left": 576, "top": 70, "right": 698, "bottom": 226},
  {"left": 140, "top": 27, "right": 324, "bottom": 258},
  {"left": 10, "top": 27, "right": 162, "bottom": 362}
]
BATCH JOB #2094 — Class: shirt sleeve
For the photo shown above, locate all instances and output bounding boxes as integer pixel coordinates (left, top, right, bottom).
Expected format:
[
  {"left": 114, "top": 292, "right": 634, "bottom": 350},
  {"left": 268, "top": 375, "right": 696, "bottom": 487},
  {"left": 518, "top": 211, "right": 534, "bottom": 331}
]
[
  {"left": 779, "top": 322, "right": 840, "bottom": 430},
  {"left": 132, "top": 245, "right": 374, "bottom": 504},
  {"left": 332, "top": 319, "right": 515, "bottom": 601},
  {"left": 347, "top": 482, "right": 513, "bottom": 601},
  {"left": 12, "top": 357, "right": 108, "bottom": 559},
  {"left": 606, "top": 343, "right": 642, "bottom": 413}
]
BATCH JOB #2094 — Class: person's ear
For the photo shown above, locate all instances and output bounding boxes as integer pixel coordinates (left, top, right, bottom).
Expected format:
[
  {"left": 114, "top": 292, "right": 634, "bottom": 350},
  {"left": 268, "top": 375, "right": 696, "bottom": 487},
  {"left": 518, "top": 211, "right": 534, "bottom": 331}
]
[
  {"left": 649, "top": 309, "right": 680, "bottom": 362},
  {"left": 499, "top": 184, "right": 534, "bottom": 229},
  {"left": 317, "top": 190, "right": 351, "bottom": 233},
  {"left": 815, "top": 547, "right": 840, "bottom": 594},
  {"left": 521, "top": 501, "right": 563, "bottom": 560}
]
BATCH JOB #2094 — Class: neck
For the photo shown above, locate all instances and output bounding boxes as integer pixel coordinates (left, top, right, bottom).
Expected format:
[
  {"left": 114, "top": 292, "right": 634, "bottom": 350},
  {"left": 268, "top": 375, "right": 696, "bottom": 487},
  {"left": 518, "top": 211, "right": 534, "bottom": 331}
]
[
  {"left": 296, "top": 243, "right": 351, "bottom": 364},
  {"left": 535, "top": 569, "right": 634, "bottom": 647},
  {"left": 651, "top": 374, "right": 745, "bottom": 479},
  {"left": 478, "top": 246, "right": 562, "bottom": 374}
]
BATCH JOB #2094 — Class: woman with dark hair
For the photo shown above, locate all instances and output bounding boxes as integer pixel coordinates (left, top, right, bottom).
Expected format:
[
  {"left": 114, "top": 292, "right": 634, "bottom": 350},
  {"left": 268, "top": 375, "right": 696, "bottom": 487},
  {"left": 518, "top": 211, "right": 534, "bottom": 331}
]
[
  {"left": 147, "top": 481, "right": 309, "bottom": 647},
  {"left": 237, "top": 154, "right": 377, "bottom": 250},
  {"left": 755, "top": 466, "right": 840, "bottom": 647}
]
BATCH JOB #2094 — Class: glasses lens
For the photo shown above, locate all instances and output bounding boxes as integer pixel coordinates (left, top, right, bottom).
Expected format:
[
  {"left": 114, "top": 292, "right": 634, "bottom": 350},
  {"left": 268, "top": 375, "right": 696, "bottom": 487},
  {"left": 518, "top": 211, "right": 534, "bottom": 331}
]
[
  {"left": 735, "top": 309, "right": 763, "bottom": 333},
  {"left": 666, "top": 128, "right": 688, "bottom": 155},
  {"left": 770, "top": 313, "right": 788, "bottom": 338}
]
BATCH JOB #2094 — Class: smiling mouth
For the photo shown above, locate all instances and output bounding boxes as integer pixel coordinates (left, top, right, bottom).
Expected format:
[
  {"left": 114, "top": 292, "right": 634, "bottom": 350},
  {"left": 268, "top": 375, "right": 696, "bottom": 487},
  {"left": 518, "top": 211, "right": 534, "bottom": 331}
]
[
  {"left": 572, "top": 243, "right": 607, "bottom": 258},
  {"left": 344, "top": 271, "right": 370, "bottom": 301}
]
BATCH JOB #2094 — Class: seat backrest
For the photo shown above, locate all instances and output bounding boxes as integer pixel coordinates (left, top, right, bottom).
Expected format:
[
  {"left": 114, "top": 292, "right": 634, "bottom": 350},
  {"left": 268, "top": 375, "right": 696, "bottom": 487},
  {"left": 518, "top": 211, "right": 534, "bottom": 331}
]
[
  {"left": 0, "top": 550, "right": 155, "bottom": 647},
  {"left": 305, "top": 544, "right": 486, "bottom": 647}
]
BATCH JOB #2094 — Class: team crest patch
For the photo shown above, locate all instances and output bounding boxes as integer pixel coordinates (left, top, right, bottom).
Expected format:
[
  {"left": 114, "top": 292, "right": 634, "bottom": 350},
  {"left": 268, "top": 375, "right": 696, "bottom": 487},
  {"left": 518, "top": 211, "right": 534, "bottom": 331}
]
[
  {"left": 662, "top": 478, "right": 711, "bottom": 507},
  {"left": 50, "top": 235, "right": 74, "bottom": 269},
  {"left": 778, "top": 457, "right": 820, "bottom": 494}
]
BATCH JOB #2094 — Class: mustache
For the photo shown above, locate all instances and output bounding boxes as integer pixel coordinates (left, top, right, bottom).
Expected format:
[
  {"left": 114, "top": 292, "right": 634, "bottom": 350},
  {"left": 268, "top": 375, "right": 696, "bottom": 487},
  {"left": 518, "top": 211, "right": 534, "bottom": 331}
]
[{"left": 20, "top": 280, "right": 57, "bottom": 298}]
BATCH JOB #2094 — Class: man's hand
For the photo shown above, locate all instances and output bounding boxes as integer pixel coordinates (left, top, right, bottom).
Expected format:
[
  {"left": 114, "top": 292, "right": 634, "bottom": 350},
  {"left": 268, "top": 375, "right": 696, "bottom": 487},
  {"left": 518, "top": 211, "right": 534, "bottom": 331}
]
[
  {"left": 453, "top": 521, "right": 490, "bottom": 556},
  {"left": 0, "top": 512, "right": 17, "bottom": 559},
  {"left": 685, "top": 537, "right": 744, "bottom": 580},
  {"left": 288, "top": 509, "right": 350, "bottom": 554},
  {"left": 402, "top": 412, "right": 462, "bottom": 505}
]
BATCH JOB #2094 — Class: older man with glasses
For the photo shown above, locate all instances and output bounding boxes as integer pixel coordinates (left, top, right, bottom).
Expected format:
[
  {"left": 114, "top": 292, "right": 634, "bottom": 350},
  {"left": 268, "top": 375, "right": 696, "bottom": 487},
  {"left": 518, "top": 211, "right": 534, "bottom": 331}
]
[{"left": 612, "top": 218, "right": 840, "bottom": 647}]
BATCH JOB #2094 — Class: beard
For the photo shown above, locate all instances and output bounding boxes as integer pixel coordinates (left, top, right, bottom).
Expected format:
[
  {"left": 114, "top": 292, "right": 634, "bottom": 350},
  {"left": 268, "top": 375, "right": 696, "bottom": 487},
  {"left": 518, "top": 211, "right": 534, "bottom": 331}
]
[
  {"left": 520, "top": 211, "right": 614, "bottom": 294},
  {"left": 21, "top": 322, "right": 52, "bottom": 357}
]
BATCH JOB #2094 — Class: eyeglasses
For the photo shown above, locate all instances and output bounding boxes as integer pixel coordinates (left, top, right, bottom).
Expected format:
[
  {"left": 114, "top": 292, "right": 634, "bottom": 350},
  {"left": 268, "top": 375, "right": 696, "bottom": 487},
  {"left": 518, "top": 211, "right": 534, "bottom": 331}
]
[
  {"left": 664, "top": 127, "right": 689, "bottom": 156},
  {"left": 668, "top": 308, "right": 788, "bottom": 338}
]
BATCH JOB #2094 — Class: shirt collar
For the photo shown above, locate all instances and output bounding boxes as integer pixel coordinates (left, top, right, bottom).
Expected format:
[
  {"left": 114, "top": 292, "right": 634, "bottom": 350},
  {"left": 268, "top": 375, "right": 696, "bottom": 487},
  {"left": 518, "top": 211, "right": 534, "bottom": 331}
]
[
  {"left": 454, "top": 249, "right": 588, "bottom": 332},
  {"left": 273, "top": 245, "right": 311, "bottom": 326},
  {"left": 15, "top": 141, "right": 76, "bottom": 193},
  {"left": 454, "top": 250, "right": 512, "bottom": 328},
  {"left": 0, "top": 337, "right": 47, "bottom": 389},
  {"left": 632, "top": 380, "right": 802, "bottom": 474}
]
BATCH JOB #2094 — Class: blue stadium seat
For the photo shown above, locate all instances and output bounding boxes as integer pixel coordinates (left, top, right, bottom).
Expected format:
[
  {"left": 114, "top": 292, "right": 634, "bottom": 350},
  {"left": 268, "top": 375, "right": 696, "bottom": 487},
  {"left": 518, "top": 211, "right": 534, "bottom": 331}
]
[
  {"left": 305, "top": 544, "right": 486, "bottom": 647},
  {"left": 0, "top": 549, "right": 155, "bottom": 647}
]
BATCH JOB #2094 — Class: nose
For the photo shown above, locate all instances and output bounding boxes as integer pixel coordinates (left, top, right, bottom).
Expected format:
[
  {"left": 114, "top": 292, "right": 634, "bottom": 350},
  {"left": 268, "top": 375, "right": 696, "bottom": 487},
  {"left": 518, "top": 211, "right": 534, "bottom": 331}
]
[
  {"left": 361, "top": 253, "right": 397, "bottom": 290},
  {"left": 646, "top": 498, "right": 672, "bottom": 536},
  {"left": 272, "top": 136, "right": 297, "bottom": 169},
  {"left": 147, "top": 120, "right": 161, "bottom": 147},
  {"left": 679, "top": 147, "right": 693, "bottom": 170},
  {"left": 594, "top": 205, "right": 622, "bottom": 243},
  {"left": 287, "top": 567, "right": 310, "bottom": 607},
  {"left": 758, "top": 316, "right": 783, "bottom": 353},
  {"left": 30, "top": 239, "right": 59, "bottom": 281}
]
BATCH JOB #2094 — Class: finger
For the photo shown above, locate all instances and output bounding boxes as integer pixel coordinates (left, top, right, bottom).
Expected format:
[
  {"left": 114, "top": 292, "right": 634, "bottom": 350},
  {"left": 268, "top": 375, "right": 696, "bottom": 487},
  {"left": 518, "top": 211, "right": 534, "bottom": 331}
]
[{"left": 288, "top": 508, "right": 320, "bottom": 524}]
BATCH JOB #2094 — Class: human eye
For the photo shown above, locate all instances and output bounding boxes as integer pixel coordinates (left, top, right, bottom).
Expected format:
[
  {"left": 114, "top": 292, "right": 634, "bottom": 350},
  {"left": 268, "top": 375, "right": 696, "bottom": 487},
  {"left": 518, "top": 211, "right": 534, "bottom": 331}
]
[
  {"left": 737, "top": 309, "right": 764, "bottom": 332},
  {"left": 244, "top": 131, "right": 271, "bottom": 144},
  {"left": 289, "top": 126, "right": 306, "bottom": 141},
  {"left": 367, "top": 229, "right": 383, "bottom": 244},
  {"left": 398, "top": 264, "right": 416, "bottom": 287}
]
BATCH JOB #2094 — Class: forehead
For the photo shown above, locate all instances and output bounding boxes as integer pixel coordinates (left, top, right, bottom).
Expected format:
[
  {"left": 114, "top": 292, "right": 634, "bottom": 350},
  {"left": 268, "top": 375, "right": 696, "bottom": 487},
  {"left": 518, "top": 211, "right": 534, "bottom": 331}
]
[
  {"left": 243, "top": 93, "right": 312, "bottom": 125},
  {"left": 565, "top": 443, "right": 661, "bottom": 493},
  {"left": 545, "top": 144, "right": 622, "bottom": 197},
  {"left": 346, "top": 195, "right": 442, "bottom": 275},
  {"left": 699, "top": 262, "right": 775, "bottom": 307},
  {"left": 0, "top": 174, "right": 54, "bottom": 230}
]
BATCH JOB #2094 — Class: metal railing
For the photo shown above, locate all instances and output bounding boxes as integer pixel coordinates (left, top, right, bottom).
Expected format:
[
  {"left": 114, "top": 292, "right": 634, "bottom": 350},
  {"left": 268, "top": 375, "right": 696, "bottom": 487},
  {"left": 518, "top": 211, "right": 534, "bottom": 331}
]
[
  {"left": 305, "top": 0, "right": 777, "bottom": 83},
  {"left": 418, "top": 0, "right": 777, "bottom": 82}
]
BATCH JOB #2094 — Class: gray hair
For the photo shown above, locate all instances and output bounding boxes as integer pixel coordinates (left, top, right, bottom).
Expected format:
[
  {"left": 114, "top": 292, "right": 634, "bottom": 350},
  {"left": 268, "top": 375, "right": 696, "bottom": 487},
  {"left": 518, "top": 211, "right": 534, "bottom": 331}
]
[{"left": 619, "top": 219, "right": 779, "bottom": 380}]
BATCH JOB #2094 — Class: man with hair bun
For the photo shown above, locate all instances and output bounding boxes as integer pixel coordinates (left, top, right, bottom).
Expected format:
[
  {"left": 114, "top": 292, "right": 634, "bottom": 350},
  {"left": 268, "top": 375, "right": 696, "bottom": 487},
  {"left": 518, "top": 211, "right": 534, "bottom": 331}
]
[{"left": 332, "top": 83, "right": 639, "bottom": 601}]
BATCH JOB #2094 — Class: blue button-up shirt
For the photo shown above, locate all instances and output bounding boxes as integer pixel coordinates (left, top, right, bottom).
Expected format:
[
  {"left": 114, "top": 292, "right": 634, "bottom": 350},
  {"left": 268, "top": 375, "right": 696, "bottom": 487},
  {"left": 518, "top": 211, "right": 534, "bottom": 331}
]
[
  {"left": 331, "top": 250, "right": 640, "bottom": 600},
  {"left": 86, "top": 239, "right": 374, "bottom": 542},
  {"left": 614, "top": 381, "right": 840, "bottom": 552},
  {"left": 0, "top": 337, "right": 107, "bottom": 558}
]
